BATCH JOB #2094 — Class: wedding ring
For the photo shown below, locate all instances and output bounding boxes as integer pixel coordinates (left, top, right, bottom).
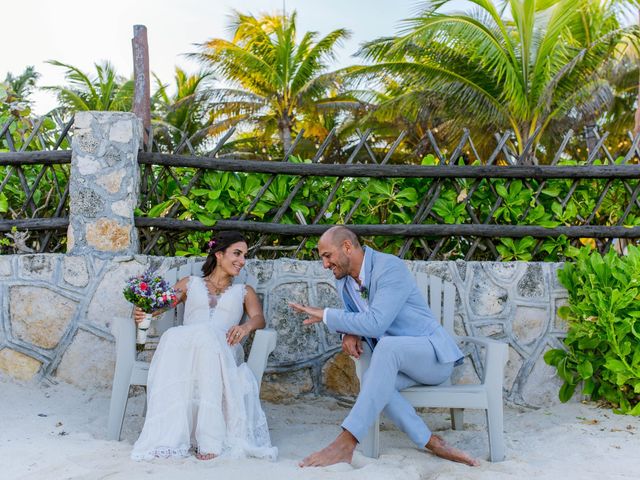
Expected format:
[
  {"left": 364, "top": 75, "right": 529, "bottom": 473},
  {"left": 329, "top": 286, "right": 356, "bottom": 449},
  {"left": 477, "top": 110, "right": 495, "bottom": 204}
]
[{"left": 235, "top": 332, "right": 240, "bottom": 337}]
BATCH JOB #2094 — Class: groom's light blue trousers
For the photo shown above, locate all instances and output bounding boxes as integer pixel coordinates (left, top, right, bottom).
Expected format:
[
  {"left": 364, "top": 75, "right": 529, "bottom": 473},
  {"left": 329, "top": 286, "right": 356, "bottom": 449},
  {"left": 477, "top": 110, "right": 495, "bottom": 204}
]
[{"left": 342, "top": 335, "right": 454, "bottom": 448}]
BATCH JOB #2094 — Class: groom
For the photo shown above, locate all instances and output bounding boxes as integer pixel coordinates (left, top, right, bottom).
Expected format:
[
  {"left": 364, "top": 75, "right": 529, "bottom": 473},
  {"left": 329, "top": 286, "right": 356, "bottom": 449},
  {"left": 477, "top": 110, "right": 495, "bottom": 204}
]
[{"left": 289, "top": 226, "right": 479, "bottom": 467}]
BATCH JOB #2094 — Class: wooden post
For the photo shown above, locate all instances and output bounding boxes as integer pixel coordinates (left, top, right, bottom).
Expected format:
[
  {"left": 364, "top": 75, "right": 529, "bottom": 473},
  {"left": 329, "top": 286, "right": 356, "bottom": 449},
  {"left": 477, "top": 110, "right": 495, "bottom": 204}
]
[{"left": 132, "top": 25, "right": 151, "bottom": 145}]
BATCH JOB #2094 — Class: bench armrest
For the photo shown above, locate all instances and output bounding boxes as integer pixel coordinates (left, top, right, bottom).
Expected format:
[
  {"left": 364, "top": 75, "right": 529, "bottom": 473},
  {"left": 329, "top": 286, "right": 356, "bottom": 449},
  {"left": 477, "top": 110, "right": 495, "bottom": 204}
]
[
  {"left": 246, "top": 328, "right": 277, "bottom": 386},
  {"left": 455, "top": 335, "right": 508, "bottom": 387}
]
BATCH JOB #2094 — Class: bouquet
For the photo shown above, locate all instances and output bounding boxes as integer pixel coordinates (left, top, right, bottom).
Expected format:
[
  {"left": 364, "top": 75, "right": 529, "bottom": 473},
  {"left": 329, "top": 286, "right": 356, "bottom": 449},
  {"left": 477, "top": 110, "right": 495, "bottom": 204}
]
[{"left": 123, "top": 270, "right": 179, "bottom": 350}]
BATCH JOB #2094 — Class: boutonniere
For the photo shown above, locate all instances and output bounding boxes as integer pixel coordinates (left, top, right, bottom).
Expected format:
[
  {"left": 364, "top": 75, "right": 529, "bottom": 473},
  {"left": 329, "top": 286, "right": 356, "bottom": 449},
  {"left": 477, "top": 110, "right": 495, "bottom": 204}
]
[{"left": 359, "top": 285, "right": 369, "bottom": 300}]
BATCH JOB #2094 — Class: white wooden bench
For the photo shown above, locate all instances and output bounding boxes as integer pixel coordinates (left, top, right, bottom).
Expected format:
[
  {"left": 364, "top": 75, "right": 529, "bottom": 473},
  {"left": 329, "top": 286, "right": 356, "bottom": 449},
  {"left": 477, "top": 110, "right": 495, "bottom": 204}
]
[
  {"left": 354, "top": 273, "right": 508, "bottom": 462},
  {"left": 107, "top": 261, "right": 277, "bottom": 441}
]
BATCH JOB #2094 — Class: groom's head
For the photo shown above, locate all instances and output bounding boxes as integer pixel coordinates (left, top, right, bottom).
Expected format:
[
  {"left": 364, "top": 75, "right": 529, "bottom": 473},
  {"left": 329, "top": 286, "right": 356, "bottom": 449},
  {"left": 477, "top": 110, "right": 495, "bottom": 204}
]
[{"left": 318, "top": 226, "right": 363, "bottom": 280}]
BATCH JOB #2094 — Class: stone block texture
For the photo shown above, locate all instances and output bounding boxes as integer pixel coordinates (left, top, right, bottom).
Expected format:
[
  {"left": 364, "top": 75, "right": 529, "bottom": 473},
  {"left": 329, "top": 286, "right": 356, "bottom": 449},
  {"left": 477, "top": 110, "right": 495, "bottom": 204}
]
[{"left": 67, "top": 111, "right": 141, "bottom": 257}]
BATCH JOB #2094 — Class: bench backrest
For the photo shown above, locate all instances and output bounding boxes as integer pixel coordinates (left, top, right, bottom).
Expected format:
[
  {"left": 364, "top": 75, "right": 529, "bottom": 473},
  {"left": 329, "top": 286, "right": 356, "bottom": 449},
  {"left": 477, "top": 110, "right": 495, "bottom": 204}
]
[
  {"left": 414, "top": 272, "right": 456, "bottom": 336},
  {"left": 150, "top": 261, "right": 205, "bottom": 338}
]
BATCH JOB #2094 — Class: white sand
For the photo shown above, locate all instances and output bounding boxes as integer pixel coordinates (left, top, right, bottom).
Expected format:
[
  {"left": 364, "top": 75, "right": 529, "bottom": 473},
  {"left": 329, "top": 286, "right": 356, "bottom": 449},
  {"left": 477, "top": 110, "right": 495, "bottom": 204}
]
[{"left": 1, "top": 375, "right": 638, "bottom": 480}]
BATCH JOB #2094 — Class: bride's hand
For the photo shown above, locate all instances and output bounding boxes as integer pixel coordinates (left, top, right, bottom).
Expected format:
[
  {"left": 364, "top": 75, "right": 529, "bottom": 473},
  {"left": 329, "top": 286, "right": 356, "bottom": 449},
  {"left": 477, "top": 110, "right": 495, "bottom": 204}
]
[
  {"left": 227, "top": 324, "right": 250, "bottom": 345},
  {"left": 133, "top": 306, "right": 146, "bottom": 324}
]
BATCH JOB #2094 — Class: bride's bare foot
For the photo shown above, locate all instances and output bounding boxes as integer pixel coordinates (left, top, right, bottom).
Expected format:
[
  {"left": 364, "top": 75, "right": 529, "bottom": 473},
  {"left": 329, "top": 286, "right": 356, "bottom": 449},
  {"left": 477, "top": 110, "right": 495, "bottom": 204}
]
[
  {"left": 195, "top": 450, "right": 216, "bottom": 461},
  {"left": 299, "top": 430, "right": 357, "bottom": 467},
  {"left": 425, "top": 434, "right": 480, "bottom": 466}
]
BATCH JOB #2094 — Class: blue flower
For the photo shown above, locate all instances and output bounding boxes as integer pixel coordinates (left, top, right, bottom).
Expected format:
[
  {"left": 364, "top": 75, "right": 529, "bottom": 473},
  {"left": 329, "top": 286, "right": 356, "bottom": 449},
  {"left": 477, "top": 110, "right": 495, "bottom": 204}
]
[{"left": 359, "top": 285, "right": 369, "bottom": 300}]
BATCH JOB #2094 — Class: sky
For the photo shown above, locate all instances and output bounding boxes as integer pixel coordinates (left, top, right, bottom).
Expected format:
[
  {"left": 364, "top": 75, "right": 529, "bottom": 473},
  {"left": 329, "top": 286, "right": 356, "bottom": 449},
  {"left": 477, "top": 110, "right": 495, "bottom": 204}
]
[{"left": 1, "top": 0, "right": 468, "bottom": 114}]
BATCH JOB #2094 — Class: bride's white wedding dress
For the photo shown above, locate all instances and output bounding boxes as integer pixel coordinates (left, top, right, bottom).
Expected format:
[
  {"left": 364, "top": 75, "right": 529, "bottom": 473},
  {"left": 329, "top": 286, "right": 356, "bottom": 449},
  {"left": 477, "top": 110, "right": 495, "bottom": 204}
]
[{"left": 131, "top": 276, "right": 277, "bottom": 461}]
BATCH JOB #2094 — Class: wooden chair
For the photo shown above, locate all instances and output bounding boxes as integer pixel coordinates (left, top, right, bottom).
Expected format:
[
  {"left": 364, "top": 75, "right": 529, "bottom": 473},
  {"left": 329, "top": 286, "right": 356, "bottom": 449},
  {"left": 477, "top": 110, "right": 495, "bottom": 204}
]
[
  {"left": 354, "top": 273, "right": 508, "bottom": 462},
  {"left": 107, "top": 261, "right": 277, "bottom": 441}
]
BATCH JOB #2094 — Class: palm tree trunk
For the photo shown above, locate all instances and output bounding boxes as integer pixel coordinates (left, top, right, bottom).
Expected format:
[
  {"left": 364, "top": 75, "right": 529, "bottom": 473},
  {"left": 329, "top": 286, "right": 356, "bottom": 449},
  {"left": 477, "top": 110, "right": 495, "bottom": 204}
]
[
  {"left": 281, "top": 127, "right": 292, "bottom": 153},
  {"left": 635, "top": 84, "right": 640, "bottom": 137},
  {"left": 584, "top": 122, "right": 598, "bottom": 156},
  {"left": 278, "top": 115, "right": 293, "bottom": 153},
  {"left": 635, "top": 10, "right": 640, "bottom": 137},
  {"left": 517, "top": 123, "right": 537, "bottom": 166},
  {"left": 519, "top": 148, "right": 536, "bottom": 166}
]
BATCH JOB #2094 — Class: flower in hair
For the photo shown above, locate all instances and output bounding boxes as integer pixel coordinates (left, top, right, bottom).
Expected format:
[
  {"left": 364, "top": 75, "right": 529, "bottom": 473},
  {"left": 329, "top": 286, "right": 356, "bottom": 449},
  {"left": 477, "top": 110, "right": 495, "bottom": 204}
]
[{"left": 208, "top": 239, "right": 217, "bottom": 250}]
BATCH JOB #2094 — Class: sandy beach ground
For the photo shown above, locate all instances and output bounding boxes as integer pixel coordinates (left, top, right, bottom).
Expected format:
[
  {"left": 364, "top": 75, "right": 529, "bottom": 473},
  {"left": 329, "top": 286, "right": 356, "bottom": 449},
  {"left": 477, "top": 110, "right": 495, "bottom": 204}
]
[{"left": 2, "top": 375, "right": 638, "bottom": 480}]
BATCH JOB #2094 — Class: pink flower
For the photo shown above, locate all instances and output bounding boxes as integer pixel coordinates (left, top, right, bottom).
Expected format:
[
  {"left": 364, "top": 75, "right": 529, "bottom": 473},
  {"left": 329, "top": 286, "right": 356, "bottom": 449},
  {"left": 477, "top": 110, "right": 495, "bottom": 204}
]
[{"left": 140, "top": 282, "right": 148, "bottom": 291}]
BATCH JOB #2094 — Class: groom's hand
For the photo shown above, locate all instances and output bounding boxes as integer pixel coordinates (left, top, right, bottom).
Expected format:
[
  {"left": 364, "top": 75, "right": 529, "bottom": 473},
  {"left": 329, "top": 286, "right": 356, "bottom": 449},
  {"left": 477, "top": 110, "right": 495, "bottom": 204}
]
[
  {"left": 288, "top": 302, "right": 324, "bottom": 325},
  {"left": 342, "top": 334, "right": 363, "bottom": 359}
]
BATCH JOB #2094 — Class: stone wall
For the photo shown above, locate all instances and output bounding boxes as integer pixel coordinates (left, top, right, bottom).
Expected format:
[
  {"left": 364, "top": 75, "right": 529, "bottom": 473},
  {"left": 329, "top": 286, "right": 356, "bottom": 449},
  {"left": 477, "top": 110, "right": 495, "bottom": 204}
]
[
  {"left": 0, "top": 254, "right": 567, "bottom": 408},
  {"left": 0, "top": 111, "right": 569, "bottom": 408}
]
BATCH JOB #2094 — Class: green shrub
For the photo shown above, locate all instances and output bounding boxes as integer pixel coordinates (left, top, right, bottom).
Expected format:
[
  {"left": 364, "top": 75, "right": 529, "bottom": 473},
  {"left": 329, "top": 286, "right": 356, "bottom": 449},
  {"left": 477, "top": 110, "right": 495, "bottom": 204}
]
[{"left": 545, "top": 246, "right": 640, "bottom": 414}]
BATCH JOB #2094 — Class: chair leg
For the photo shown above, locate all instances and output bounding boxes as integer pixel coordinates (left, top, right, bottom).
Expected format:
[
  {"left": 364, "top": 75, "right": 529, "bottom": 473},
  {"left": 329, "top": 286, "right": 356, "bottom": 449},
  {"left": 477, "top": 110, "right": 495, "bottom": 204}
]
[
  {"left": 359, "top": 415, "right": 381, "bottom": 458},
  {"left": 450, "top": 408, "right": 464, "bottom": 430},
  {"left": 486, "top": 403, "right": 505, "bottom": 462},
  {"left": 108, "top": 316, "right": 137, "bottom": 441},
  {"left": 142, "top": 386, "right": 148, "bottom": 418},
  {"left": 107, "top": 380, "right": 130, "bottom": 441}
]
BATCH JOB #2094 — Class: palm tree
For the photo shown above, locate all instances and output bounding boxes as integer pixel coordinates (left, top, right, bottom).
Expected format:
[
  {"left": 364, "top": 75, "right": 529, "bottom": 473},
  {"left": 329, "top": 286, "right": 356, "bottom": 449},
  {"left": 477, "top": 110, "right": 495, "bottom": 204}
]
[
  {"left": 192, "top": 10, "right": 355, "bottom": 153},
  {"left": 151, "top": 67, "right": 220, "bottom": 153},
  {"left": 1, "top": 67, "right": 60, "bottom": 152},
  {"left": 354, "top": 0, "right": 638, "bottom": 164},
  {"left": 340, "top": 75, "right": 459, "bottom": 162},
  {"left": 630, "top": 6, "right": 640, "bottom": 137},
  {"left": 44, "top": 60, "right": 133, "bottom": 114},
  {"left": 604, "top": 58, "right": 638, "bottom": 146},
  {"left": 3, "top": 66, "right": 40, "bottom": 103}
]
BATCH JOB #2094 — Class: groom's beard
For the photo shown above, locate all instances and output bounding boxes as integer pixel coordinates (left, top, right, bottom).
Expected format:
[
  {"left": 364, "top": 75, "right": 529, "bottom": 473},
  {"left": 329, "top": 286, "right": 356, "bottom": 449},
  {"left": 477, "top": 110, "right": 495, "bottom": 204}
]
[{"left": 329, "top": 256, "right": 351, "bottom": 280}]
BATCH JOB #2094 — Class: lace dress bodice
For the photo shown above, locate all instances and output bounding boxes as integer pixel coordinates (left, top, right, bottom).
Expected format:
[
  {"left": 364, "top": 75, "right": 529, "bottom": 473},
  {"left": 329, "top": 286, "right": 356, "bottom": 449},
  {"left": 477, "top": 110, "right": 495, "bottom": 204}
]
[{"left": 183, "top": 277, "right": 245, "bottom": 328}]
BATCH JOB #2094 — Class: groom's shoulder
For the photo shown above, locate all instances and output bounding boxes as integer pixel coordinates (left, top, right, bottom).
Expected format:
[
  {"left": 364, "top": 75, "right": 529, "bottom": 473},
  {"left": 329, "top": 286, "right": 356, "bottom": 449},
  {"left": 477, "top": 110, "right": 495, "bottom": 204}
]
[{"left": 370, "top": 248, "right": 407, "bottom": 270}]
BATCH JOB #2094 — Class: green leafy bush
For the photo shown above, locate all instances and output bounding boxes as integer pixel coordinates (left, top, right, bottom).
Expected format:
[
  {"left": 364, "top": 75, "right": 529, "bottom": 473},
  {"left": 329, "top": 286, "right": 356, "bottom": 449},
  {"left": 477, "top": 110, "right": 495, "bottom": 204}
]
[
  {"left": 545, "top": 246, "right": 640, "bottom": 414},
  {"left": 132, "top": 157, "right": 639, "bottom": 258}
]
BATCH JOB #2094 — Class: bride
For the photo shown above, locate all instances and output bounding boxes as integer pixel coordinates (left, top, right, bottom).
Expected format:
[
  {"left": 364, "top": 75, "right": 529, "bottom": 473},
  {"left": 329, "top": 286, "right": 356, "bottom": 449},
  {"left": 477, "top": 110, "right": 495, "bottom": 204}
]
[{"left": 131, "top": 231, "right": 277, "bottom": 461}]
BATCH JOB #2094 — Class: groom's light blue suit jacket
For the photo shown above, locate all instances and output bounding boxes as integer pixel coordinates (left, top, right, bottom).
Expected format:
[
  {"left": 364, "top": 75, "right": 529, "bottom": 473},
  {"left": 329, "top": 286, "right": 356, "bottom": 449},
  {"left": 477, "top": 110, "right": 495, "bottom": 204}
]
[{"left": 324, "top": 247, "right": 463, "bottom": 365}]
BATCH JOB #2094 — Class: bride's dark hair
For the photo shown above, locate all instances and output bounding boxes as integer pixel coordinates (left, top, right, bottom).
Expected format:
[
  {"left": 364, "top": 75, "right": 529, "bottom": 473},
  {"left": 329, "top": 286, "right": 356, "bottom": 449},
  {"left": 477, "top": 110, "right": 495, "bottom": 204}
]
[{"left": 201, "top": 231, "right": 248, "bottom": 277}]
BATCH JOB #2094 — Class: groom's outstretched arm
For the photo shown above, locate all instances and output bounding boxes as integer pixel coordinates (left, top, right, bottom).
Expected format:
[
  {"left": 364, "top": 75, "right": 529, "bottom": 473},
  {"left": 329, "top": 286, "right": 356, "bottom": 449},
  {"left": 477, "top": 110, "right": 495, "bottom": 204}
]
[
  {"left": 288, "top": 302, "right": 323, "bottom": 324},
  {"left": 289, "top": 303, "right": 363, "bottom": 358}
]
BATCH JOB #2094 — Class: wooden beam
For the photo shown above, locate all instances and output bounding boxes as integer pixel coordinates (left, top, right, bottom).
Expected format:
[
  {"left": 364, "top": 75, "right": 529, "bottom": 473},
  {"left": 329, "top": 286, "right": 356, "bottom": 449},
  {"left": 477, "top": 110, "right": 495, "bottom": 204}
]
[
  {"left": 0, "top": 150, "right": 71, "bottom": 165},
  {"left": 0, "top": 218, "right": 69, "bottom": 231},
  {"left": 137, "top": 152, "right": 640, "bottom": 179},
  {"left": 4, "top": 150, "right": 640, "bottom": 180},
  {"left": 134, "top": 218, "right": 640, "bottom": 238}
]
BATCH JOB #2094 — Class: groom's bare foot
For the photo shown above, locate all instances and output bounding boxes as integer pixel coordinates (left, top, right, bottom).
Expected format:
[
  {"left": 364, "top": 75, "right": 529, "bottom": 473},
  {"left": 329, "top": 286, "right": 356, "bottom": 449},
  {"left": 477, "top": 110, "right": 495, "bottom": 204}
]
[
  {"left": 299, "top": 429, "right": 357, "bottom": 467},
  {"left": 195, "top": 451, "right": 216, "bottom": 461},
  {"left": 425, "top": 434, "right": 480, "bottom": 466}
]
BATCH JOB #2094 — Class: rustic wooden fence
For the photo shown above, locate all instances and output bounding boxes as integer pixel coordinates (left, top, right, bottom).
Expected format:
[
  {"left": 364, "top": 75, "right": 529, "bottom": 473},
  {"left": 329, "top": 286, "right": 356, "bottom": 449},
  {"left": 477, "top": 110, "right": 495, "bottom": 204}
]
[
  {"left": 135, "top": 127, "right": 640, "bottom": 260},
  {"left": 0, "top": 113, "right": 73, "bottom": 253},
  {"left": 2, "top": 115, "right": 640, "bottom": 259}
]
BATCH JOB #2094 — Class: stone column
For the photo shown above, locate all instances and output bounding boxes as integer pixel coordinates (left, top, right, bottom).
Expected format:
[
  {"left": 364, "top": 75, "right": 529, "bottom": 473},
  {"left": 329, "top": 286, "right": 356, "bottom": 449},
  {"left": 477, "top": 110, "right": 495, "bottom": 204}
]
[{"left": 67, "top": 112, "right": 142, "bottom": 257}]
